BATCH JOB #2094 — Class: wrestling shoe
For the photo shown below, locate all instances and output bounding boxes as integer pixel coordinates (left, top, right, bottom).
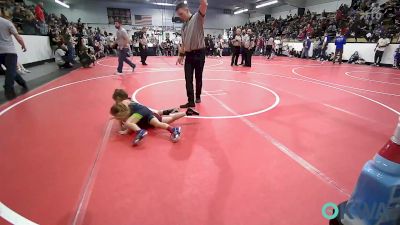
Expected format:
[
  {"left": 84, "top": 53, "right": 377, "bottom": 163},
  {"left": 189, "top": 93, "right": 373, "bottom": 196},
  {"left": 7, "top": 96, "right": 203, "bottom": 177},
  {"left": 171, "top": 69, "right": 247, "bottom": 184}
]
[
  {"left": 131, "top": 64, "right": 136, "bottom": 72},
  {"left": 180, "top": 102, "right": 195, "bottom": 108},
  {"left": 133, "top": 129, "right": 148, "bottom": 146},
  {"left": 186, "top": 108, "right": 199, "bottom": 116},
  {"left": 170, "top": 127, "right": 182, "bottom": 143}
]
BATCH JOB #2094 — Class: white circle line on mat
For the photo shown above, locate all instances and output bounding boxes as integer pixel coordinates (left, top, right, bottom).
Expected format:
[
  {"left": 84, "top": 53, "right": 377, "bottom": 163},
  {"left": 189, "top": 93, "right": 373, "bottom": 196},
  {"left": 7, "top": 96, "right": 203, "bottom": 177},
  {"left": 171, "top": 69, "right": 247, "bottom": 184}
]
[
  {"left": 131, "top": 78, "right": 280, "bottom": 119},
  {"left": 344, "top": 71, "right": 400, "bottom": 86}
]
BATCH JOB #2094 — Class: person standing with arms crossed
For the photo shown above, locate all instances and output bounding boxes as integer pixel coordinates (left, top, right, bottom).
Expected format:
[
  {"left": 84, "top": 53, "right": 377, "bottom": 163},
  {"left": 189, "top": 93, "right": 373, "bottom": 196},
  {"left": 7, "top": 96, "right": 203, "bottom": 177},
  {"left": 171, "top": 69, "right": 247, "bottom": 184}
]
[
  {"left": 243, "top": 29, "right": 255, "bottom": 67},
  {"left": 0, "top": 16, "right": 28, "bottom": 100},
  {"left": 139, "top": 27, "right": 148, "bottom": 66},
  {"left": 176, "top": 0, "right": 208, "bottom": 109},
  {"left": 231, "top": 28, "right": 242, "bottom": 66},
  {"left": 114, "top": 19, "right": 136, "bottom": 75}
]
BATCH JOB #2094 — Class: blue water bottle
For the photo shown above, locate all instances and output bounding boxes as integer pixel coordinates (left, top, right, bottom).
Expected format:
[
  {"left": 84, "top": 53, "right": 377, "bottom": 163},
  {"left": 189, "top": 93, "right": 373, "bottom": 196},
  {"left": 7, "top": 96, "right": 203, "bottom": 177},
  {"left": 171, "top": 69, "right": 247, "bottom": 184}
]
[{"left": 334, "top": 118, "right": 400, "bottom": 225}]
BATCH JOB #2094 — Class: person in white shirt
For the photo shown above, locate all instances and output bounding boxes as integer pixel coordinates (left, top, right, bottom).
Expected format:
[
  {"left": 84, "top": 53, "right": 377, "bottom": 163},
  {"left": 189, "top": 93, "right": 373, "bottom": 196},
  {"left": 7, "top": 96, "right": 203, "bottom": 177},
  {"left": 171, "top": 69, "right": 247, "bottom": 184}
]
[
  {"left": 216, "top": 37, "right": 223, "bottom": 57},
  {"left": 0, "top": 16, "right": 28, "bottom": 99},
  {"left": 114, "top": 18, "right": 136, "bottom": 75},
  {"left": 265, "top": 36, "right": 274, "bottom": 59},
  {"left": 231, "top": 28, "right": 242, "bottom": 66},
  {"left": 374, "top": 35, "right": 391, "bottom": 67},
  {"left": 173, "top": 35, "right": 182, "bottom": 56},
  {"left": 54, "top": 43, "right": 73, "bottom": 68},
  {"left": 243, "top": 29, "right": 255, "bottom": 67},
  {"left": 275, "top": 37, "right": 283, "bottom": 56}
]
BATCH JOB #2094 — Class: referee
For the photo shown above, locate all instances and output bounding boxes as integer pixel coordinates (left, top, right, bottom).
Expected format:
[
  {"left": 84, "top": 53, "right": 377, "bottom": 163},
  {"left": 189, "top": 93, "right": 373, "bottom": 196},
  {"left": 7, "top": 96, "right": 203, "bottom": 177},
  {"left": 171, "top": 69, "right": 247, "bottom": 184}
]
[{"left": 176, "top": 0, "right": 208, "bottom": 109}]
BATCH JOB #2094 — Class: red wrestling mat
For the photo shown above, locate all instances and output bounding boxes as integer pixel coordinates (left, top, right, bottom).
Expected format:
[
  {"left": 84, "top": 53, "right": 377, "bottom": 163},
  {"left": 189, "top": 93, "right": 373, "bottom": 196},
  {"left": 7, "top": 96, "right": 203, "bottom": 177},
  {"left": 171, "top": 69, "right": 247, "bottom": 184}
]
[{"left": 1, "top": 56, "right": 399, "bottom": 225}]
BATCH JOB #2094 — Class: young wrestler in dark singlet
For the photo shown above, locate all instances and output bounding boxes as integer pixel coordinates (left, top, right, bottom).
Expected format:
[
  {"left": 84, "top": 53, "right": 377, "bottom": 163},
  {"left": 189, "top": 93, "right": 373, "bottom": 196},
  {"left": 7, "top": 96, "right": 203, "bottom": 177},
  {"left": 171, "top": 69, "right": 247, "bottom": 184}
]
[{"left": 111, "top": 89, "right": 199, "bottom": 145}]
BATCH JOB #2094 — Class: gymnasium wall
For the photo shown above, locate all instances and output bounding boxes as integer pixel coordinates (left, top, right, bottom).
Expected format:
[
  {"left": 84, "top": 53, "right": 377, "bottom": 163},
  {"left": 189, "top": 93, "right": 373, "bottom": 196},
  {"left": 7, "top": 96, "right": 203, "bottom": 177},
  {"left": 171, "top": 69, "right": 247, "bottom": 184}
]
[
  {"left": 259, "top": 0, "right": 387, "bottom": 19},
  {"left": 285, "top": 42, "right": 399, "bottom": 65},
  {"left": 13, "top": 35, "right": 53, "bottom": 64},
  {"left": 249, "top": 13, "right": 266, "bottom": 23},
  {"left": 15, "top": 35, "right": 400, "bottom": 66},
  {"left": 269, "top": 5, "right": 297, "bottom": 19},
  {"left": 305, "top": 0, "right": 351, "bottom": 14},
  {"left": 42, "top": 0, "right": 248, "bottom": 30}
]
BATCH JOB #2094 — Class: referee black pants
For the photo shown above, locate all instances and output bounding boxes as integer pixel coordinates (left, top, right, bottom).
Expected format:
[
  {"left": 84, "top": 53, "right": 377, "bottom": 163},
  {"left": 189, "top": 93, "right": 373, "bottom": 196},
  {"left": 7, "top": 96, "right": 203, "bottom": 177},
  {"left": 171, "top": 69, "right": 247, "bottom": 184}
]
[
  {"left": 139, "top": 44, "right": 147, "bottom": 63},
  {"left": 374, "top": 50, "right": 384, "bottom": 65},
  {"left": 184, "top": 49, "right": 205, "bottom": 104},
  {"left": 244, "top": 48, "right": 252, "bottom": 67},
  {"left": 0, "top": 53, "right": 27, "bottom": 91},
  {"left": 231, "top": 46, "right": 240, "bottom": 65}
]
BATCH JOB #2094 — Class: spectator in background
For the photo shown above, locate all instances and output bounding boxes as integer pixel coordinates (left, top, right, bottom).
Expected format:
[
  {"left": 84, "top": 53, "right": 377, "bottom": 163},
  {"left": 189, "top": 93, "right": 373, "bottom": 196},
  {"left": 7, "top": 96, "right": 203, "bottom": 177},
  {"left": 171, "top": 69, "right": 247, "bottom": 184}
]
[
  {"left": 139, "top": 27, "right": 148, "bottom": 65},
  {"left": 394, "top": 46, "right": 400, "bottom": 69},
  {"left": 165, "top": 38, "right": 173, "bottom": 56},
  {"left": 312, "top": 36, "right": 322, "bottom": 59},
  {"left": 62, "top": 27, "right": 76, "bottom": 64},
  {"left": 319, "top": 33, "right": 330, "bottom": 61},
  {"left": 49, "top": 27, "right": 61, "bottom": 51},
  {"left": 34, "top": 1, "right": 46, "bottom": 34},
  {"left": 240, "top": 29, "right": 246, "bottom": 65},
  {"left": 289, "top": 47, "right": 295, "bottom": 58},
  {"left": 333, "top": 33, "right": 346, "bottom": 64},
  {"left": 209, "top": 36, "right": 215, "bottom": 56},
  {"left": 106, "top": 32, "right": 115, "bottom": 55},
  {"left": 213, "top": 37, "right": 219, "bottom": 57},
  {"left": 373, "top": 35, "right": 391, "bottom": 67},
  {"left": 243, "top": 29, "right": 254, "bottom": 67},
  {"left": 216, "top": 35, "right": 223, "bottom": 57},
  {"left": 0, "top": 16, "right": 28, "bottom": 100},
  {"left": 204, "top": 34, "right": 210, "bottom": 56},
  {"left": 78, "top": 39, "right": 96, "bottom": 68},
  {"left": 231, "top": 28, "right": 241, "bottom": 66},
  {"left": 34, "top": 2, "right": 44, "bottom": 23},
  {"left": 301, "top": 35, "right": 311, "bottom": 59},
  {"left": 114, "top": 18, "right": 136, "bottom": 75},
  {"left": 265, "top": 35, "right": 274, "bottom": 59},
  {"left": 275, "top": 36, "right": 283, "bottom": 56},
  {"left": 54, "top": 42, "right": 73, "bottom": 68}
]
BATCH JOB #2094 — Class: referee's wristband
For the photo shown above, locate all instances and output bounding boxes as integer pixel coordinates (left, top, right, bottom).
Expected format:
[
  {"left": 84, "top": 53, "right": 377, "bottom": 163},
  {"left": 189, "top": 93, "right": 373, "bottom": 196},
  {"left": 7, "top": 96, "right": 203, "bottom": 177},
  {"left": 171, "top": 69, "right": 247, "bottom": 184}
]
[{"left": 179, "top": 53, "right": 186, "bottom": 57}]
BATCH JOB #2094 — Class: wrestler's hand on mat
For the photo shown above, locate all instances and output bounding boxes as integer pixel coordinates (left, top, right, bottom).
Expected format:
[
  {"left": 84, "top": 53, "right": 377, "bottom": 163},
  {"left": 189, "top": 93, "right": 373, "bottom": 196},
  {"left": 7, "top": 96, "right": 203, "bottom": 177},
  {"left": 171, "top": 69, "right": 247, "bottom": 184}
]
[{"left": 176, "top": 56, "right": 184, "bottom": 65}]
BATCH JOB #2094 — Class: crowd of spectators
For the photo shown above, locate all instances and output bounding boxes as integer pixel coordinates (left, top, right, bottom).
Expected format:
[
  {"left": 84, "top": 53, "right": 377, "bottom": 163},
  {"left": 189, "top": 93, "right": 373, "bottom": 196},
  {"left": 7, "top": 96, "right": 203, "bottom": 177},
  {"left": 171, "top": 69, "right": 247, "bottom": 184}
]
[
  {"left": 131, "top": 33, "right": 183, "bottom": 57},
  {"left": 228, "top": 0, "right": 400, "bottom": 68},
  {"left": 2, "top": 0, "right": 399, "bottom": 69},
  {"left": 0, "top": 0, "right": 47, "bottom": 35},
  {"left": 231, "top": 0, "right": 400, "bottom": 43},
  {"left": 1, "top": 0, "right": 189, "bottom": 64},
  {"left": 1, "top": 0, "right": 118, "bottom": 68}
]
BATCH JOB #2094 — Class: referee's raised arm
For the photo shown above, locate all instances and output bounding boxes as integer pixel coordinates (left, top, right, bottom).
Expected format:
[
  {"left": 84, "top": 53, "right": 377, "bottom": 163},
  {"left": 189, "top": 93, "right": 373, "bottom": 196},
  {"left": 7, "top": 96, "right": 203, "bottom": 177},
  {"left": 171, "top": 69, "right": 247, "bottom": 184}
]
[{"left": 199, "top": 0, "right": 208, "bottom": 16}]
